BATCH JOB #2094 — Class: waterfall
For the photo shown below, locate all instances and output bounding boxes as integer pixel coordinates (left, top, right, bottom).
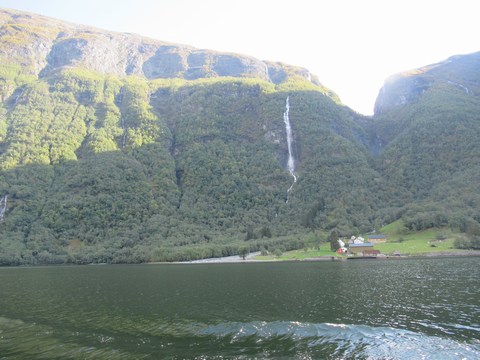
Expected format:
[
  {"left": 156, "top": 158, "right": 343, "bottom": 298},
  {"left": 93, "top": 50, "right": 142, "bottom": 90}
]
[
  {"left": 0, "top": 195, "right": 7, "bottom": 222},
  {"left": 283, "top": 97, "right": 297, "bottom": 203},
  {"left": 121, "top": 117, "right": 127, "bottom": 148},
  {"left": 264, "top": 63, "right": 271, "bottom": 82},
  {"left": 447, "top": 80, "right": 470, "bottom": 94}
]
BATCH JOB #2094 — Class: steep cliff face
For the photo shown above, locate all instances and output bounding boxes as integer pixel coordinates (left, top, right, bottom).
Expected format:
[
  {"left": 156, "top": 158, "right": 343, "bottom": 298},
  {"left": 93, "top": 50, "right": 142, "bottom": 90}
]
[
  {"left": 0, "top": 8, "right": 324, "bottom": 88},
  {"left": 374, "top": 51, "right": 480, "bottom": 115}
]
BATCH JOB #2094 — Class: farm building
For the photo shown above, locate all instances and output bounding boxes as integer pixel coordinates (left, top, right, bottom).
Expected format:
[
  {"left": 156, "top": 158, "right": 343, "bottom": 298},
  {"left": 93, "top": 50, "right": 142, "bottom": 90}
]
[
  {"left": 348, "top": 243, "right": 375, "bottom": 256},
  {"left": 363, "top": 249, "right": 381, "bottom": 257},
  {"left": 368, "top": 235, "right": 387, "bottom": 243}
]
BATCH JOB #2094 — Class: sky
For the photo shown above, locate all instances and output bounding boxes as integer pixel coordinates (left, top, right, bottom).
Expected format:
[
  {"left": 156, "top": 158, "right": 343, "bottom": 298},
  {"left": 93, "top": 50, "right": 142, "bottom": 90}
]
[{"left": 0, "top": 0, "right": 478, "bottom": 114}]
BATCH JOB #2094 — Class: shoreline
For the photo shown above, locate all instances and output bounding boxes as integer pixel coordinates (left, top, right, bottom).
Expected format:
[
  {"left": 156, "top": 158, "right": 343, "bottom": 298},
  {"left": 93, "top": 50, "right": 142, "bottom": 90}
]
[
  {"left": 3, "top": 250, "right": 479, "bottom": 268},
  {"left": 165, "top": 249, "right": 480, "bottom": 265}
]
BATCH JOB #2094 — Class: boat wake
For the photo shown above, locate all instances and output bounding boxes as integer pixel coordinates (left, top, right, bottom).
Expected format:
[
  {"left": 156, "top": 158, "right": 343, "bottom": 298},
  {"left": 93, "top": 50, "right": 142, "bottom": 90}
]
[
  {"left": 2, "top": 315, "right": 478, "bottom": 359},
  {"left": 198, "top": 320, "right": 480, "bottom": 359}
]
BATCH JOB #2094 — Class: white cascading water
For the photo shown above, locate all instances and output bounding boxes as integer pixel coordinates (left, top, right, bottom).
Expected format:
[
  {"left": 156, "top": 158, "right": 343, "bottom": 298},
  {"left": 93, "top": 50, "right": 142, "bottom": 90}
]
[
  {"left": 0, "top": 195, "right": 7, "bottom": 222},
  {"left": 264, "top": 63, "right": 271, "bottom": 82},
  {"left": 283, "top": 97, "right": 297, "bottom": 203}
]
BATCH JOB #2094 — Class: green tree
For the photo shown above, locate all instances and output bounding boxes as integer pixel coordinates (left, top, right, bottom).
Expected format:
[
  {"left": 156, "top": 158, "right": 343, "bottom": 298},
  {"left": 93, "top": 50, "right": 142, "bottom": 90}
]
[
  {"left": 238, "top": 246, "right": 250, "bottom": 260},
  {"left": 329, "top": 230, "right": 340, "bottom": 251}
]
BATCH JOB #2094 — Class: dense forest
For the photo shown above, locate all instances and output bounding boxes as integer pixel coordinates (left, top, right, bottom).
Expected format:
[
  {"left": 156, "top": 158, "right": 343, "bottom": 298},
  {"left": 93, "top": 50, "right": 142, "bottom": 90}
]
[{"left": 0, "top": 9, "right": 478, "bottom": 264}]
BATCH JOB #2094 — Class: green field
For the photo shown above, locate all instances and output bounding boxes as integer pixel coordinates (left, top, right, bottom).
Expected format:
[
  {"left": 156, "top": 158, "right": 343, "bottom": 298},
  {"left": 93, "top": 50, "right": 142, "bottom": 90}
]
[
  {"left": 373, "top": 224, "right": 470, "bottom": 255},
  {"left": 254, "top": 225, "right": 477, "bottom": 261},
  {"left": 254, "top": 243, "right": 342, "bottom": 261},
  {"left": 374, "top": 229, "right": 457, "bottom": 255}
]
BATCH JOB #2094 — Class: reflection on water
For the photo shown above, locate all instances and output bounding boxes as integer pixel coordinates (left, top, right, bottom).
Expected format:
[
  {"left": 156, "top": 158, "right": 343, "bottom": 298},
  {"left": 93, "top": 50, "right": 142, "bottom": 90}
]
[{"left": 0, "top": 257, "right": 479, "bottom": 358}]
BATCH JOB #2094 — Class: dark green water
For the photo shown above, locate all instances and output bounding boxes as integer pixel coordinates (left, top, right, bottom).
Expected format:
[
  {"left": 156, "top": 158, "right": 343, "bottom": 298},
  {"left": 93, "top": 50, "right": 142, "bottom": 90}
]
[{"left": 0, "top": 257, "right": 479, "bottom": 359}]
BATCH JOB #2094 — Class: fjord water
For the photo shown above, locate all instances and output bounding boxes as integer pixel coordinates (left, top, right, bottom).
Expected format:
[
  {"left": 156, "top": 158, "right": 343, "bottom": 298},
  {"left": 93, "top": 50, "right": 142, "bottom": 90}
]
[{"left": 0, "top": 258, "right": 479, "bottom": 359}]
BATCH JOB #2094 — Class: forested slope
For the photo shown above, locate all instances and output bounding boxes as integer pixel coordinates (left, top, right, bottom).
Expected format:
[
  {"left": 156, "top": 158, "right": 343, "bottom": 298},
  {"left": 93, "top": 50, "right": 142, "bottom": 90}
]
[{"left": 0, "top": 65, "right": 375, "bottom": 264}]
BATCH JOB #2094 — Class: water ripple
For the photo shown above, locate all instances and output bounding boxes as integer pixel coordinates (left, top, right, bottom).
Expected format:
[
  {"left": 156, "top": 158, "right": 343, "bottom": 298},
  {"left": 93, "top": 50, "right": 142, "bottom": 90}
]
[
  {"left": 0, "top": 316, "right": 139, "bottom": 359},
  {"left": 198, "top": 320, "right": 480, "bottom": 359}
]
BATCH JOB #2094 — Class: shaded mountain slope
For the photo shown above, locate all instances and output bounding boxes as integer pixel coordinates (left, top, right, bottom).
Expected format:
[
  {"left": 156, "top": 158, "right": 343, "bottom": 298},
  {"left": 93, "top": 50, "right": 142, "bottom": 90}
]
[
  {"left": 367, "top": 54, "right": 480, "bottom": 232},
  {"left": 374, "top": 51, "right": 480, "bottom": 115}
]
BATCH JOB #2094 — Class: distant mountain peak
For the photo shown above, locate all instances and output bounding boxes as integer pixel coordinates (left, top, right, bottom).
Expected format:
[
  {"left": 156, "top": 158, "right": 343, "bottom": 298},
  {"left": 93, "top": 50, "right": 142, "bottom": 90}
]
[{"left": 374, "top": 51, "right": 480, "bottom": 115}]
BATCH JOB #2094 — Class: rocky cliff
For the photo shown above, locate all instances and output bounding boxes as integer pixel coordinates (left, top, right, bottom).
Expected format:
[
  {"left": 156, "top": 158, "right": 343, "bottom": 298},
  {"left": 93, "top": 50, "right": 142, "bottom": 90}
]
[
  {"left": 0, "top": 8, "right": 326, "bottom": 89},
  {"left": 374, "top": 51, "right": 480, "bottom": 115}
]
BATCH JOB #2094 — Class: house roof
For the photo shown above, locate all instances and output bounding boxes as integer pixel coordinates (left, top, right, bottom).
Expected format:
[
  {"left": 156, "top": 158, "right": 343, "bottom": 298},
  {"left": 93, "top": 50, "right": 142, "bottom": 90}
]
[
  {"left": 368, "top": 235, "right": 386, "bottom": 239},
  {"left": 349, "top": 243, "right": 374, "bottom": 247}
]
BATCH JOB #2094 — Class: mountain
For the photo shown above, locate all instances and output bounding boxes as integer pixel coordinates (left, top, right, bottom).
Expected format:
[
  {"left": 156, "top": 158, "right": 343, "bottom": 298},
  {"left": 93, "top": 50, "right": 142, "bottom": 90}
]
[
  {"left": 0, "top": 8, "right": 478, "bottom": 265},
  {"left": 369, "top": 52, "right": 480, "bottom": 235},
  {"left": 0, "top": 9, "right": 336, "bottom": 93},
  {"left": 374, "top": 52, "right": 480, "bottom": 115}
]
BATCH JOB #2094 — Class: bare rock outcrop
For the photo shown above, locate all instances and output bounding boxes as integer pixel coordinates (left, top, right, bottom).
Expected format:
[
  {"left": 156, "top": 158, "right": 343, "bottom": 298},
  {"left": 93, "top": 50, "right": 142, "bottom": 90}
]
[{"left": 0, "top": 8, "right": 317, "bottom": 86}]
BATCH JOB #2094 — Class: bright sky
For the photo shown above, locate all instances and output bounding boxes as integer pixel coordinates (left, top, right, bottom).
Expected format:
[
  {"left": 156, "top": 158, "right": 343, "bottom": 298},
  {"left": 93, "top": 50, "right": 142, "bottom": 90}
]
[{"left": 0, "top": 0, "right": 478, "bottom": 114}]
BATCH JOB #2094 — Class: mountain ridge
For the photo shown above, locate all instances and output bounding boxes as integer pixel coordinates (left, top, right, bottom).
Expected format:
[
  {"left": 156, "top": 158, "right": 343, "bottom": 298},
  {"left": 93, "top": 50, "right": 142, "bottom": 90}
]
[
  {"left": 0, "top": 7, "right": 339, "bottom": 99},
  {"left": 374, "top": 51, "right": 480, "bottom": 115}
]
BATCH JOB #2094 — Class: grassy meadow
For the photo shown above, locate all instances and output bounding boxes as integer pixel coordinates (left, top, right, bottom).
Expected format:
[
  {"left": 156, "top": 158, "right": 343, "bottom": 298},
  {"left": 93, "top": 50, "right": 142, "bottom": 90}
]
[{"left": 254, "top": 223, "right": 476, "bottom": 261}]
